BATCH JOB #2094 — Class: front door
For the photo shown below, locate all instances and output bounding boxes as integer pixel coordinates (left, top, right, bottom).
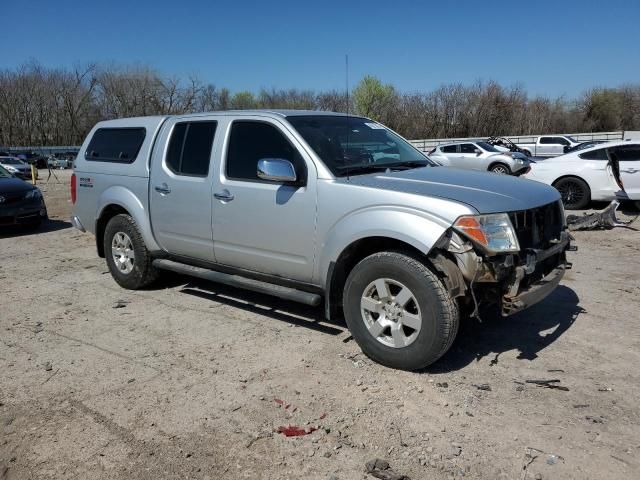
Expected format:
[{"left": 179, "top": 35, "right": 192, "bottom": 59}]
[
  {"left": 149, "top": 118, "right": 219, "bottom": 260},
  {"left": 611, "top": 144, "right": 640, "bottom": 200},
  {"left": 211, "top": 117, "right": 317, "bottom": 282},
  {"left": 458, "top": 143, "right": 483, "bottom": 170}
]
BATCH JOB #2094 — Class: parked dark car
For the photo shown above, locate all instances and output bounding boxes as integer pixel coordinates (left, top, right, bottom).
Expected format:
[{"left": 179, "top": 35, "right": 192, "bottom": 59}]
[{"left": 0, "top": 165, "right": 48, "bottom": 228}]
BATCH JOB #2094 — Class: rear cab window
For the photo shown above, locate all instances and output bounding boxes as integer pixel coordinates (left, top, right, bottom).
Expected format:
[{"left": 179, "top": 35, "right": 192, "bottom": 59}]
[
  {"left": 165, "top": 121, "right": 217, "bottom": 176},
  {"left": 85, "top": 128, "right": 146, "bottom": 163},
  {"left": 441, "top": 145, "right": 457, "bottom": 153}
]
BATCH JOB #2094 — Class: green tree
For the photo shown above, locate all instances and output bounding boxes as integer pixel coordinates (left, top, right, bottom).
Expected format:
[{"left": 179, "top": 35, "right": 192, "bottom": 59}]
[
  {"left": 352, "top": 75, "right": 398, "bottom": 125},
  {"left": 230, "top": 91, "right": 256, "bottom": 110}
]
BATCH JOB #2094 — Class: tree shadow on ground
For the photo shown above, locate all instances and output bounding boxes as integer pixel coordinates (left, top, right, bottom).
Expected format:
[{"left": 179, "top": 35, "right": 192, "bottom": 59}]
[{"left": 428, "top": 285, "right": 583, "bottom": 373}]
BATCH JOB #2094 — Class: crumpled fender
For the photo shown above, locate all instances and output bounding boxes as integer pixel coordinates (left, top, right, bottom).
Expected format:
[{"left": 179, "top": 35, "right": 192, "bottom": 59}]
[{"left": 315, "top": 206, "right": 451, "bottom": 285}]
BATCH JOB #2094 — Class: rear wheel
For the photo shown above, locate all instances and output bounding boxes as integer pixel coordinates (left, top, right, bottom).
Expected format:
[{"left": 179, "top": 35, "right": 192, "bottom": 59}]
[
  {"left": 343, "top": 251, "right": 459, "bottom": 371},
  {"left": 554, "top": 177, "right": 590, "bottom": 210},
  {"left": 104, "top": 214, "right": 159, "bottom": 289},
  {"left": 489, "top": 163, "right": 511, "bottom": 175}
]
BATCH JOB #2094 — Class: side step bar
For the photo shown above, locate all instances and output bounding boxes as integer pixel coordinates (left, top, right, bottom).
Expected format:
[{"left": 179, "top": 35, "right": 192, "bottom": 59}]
[{"left": 152, "top": 259, "right": 322, "bottom": 307}]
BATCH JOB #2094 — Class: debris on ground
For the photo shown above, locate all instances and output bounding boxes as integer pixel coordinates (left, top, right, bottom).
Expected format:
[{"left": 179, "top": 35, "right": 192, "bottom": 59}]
[
  {"left": 365, "top": 458, "right": 411, "bottom": 480},
  {"left": 276, "top": 425, "right": 317, "bottom": 437},
  {"left": 112, "top": 300, "right": 129, "bottom": 309},
  {"left": 473, "top": 383, "right": 492, "bottom": 391},
  {"left": 567, "top": 200, "right": 637, "bottom": 231},
  {"left": 525, "top": 379, "right": 569, "bottom": 391}
]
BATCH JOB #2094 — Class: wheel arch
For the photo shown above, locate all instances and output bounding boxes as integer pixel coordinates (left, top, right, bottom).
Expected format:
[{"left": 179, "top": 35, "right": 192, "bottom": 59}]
[
  {"left": 551, "top": 174, "right": 592, "bottom": 208},
  {"left": 95, "top": 186, "right": 160, "bottom": 257},
  {"left": 324, "top": 236, "right": 433, "bottom": 322},
  {"left": 488, "top": 161, "right": 511, "bottom": 173}
]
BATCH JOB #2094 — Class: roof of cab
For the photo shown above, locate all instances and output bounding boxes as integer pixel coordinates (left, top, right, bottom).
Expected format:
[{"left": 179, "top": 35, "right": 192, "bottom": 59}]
[
  {"left": 92, "top": 110, "right": 358, "bottom": 128},
  {"left": 180, "top": 109, "right": 351, "bottom": 118}
]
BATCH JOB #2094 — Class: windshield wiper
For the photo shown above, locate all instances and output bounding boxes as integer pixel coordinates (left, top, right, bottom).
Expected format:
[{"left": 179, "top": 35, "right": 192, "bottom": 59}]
[
  {"left": 335, "top": 164, "right": 393, "bottom": 176},
  {"left": 336, "top": 160, "right": 433, "bottom": 176},
  {"left": 383, "top": 160, "right": 431, "bottom": 169}
]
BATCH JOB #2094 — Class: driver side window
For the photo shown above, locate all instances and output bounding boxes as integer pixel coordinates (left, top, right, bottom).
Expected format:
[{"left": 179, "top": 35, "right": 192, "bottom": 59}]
[{"left": 226, "top": 121, "right": 306, "bottom": 183}]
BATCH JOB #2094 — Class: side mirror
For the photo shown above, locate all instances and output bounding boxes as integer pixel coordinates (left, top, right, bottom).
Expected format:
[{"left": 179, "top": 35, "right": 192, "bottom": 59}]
[
  {"left": 563, "top": 146, "right": 569, "bottom": 153},
  {"left": 257, "top": 158, "right": 297, "bottom": 183},
  {"left": 474, "top": 149, "right": 482, "bottom": 156}
]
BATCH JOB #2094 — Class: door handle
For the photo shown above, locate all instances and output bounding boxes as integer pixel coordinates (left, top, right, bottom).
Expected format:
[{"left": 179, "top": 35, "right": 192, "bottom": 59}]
[
  {"left": 154, "top": 183, "right": 171, "bottom": 195},
  {"left": 214, "top": 190, "right": 234, "bottom": 202}
]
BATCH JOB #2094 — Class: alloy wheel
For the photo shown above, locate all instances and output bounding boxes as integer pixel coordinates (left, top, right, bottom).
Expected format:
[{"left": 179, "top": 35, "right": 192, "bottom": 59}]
[{"left": 360, "top": 278, "right": 422, "bottom": 348}]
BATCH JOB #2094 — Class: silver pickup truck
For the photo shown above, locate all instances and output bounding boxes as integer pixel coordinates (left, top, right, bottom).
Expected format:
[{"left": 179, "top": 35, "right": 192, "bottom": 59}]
[{"left": 71, "top": 110, "right": 572, "bottom": 370}]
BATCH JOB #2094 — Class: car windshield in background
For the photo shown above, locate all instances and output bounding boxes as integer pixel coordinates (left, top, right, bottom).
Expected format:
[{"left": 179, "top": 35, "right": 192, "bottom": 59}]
[
  {"left": 287, "top": 115, "right": 435, "bottom": 177},
  {"left": 476, "top": 141, "right": 500, "bottom": 152},
  {"left": 0, "top": 165, "right": 12, "bottom": 177},
  {"left": 567, "top": 136, "right": 578, "bottom": 143},
  {"left": 0, "top": 157, "right": 23, "bottom": 165}
]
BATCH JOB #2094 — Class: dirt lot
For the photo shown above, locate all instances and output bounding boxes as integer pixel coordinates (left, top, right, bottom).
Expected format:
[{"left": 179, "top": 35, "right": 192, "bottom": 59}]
[{"left": 1, "top": 170, "right": 639, "bottom": 480}]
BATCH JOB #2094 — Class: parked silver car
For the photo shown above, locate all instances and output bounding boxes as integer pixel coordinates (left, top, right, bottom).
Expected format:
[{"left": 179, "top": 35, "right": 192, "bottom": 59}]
[
  {"left": 428, "top": 141, "right": 531, "bottom": 175},
  {"left": 0, "top": 156, "right": 34, "bottom": 180},
  {"left": 71, "top": 111, "right": 571, "bottom": 371}
]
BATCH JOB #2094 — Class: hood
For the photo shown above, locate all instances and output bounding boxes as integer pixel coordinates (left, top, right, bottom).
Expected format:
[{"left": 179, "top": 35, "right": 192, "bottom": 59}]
[
  {"left": 340, "top": 166, "right": 561, "bottom": 214},
  {"left": 1, "top": 163, "right": 30, "bottom": 171},
  {"left": 0, "top": 176, "right": 35, "bottom": 194}
]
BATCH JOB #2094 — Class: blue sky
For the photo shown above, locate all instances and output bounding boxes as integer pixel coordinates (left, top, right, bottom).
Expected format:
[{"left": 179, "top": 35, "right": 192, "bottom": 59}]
[{"left": 2, "top": 0, "right": 638, "bottom": 97}]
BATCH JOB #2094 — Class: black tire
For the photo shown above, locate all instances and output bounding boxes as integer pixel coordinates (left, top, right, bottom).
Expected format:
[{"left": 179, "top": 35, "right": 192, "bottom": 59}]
[
  {"left": 553, "top": 176, "right": 590, "bottom": 210},
  {"left": 489, "top": 163, "right": 511, "bottom": 175},
  {"left": 104, "top": 214, "right": 159, "bottom": 289},
  {"left": 343, "top": 251, "right": 459, "bottom": 371}
]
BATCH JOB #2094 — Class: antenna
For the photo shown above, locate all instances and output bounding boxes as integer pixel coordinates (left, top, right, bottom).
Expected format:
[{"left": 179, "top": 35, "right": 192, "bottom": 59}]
[
  {"left": 345, "top": 54, "right": 350, "bottom": 180},
  {"left": 345, "top": 54, "right": 349, "bottom": 116}
]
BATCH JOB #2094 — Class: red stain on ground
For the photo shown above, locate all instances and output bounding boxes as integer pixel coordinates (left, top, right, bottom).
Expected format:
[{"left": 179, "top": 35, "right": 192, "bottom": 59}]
[{"left": 276, "top": 425, "right": 317, "bottom": 437}]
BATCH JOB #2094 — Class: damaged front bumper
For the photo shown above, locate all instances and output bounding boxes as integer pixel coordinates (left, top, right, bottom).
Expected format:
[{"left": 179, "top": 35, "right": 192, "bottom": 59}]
[
  {"left": 502, "top": 264, "right": 565, "bottom": 316},
  {"left": 434, "top": 229, "right": 574, "bottom": 317}
]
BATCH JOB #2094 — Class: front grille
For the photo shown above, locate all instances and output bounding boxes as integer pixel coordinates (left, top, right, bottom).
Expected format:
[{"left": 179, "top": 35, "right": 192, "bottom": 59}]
[
  {"left": 0, "top": 192, "right": 27, "bottom": 205},
  {"left": 508, "top": 200, "right": 563, "bottom": 250}
]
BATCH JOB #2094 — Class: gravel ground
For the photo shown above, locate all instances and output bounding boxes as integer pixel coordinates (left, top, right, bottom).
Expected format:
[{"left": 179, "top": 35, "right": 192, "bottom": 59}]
[{"left": 1, "top": 170, "right": 639, "bottom": 480}]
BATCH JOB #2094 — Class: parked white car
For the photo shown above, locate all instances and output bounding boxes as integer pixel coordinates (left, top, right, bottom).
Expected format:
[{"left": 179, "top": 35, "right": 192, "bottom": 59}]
[
  {"left": 428, "top": 141, "right": 532, "bottom": 175},
  {"left": 523, "top": 141, "right": 640, "bottom": 209},
  {"left": 516, "top": 135, "right": 580, "bottom": 157}
]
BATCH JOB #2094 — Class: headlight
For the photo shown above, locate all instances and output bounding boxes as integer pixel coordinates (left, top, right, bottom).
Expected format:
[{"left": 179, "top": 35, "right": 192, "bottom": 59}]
[
  {"left": 5, "top": 165, "right": 17, "bottom": 172},
  {"left": 453, "top": 213, "right": 520, "bottom": 253},
  {"left": 516, "top": 158, "right": 524, "bottom": 164},
  {"left": 24, "top": 188, "right": 41, "bottom": 200}
]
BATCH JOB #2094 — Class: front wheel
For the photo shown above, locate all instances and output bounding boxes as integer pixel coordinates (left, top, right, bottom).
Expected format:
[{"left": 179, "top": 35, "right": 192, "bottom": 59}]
[
  {"left": 104, "top": 214, "right": 159, "bottom": 289},
  {"left": 490, "top": 163, "right": 511, "bottom": 175},
  {"left": 554, "top": 177, "right": 590, "bottom": 210},
  {"left": 343, "top": 251, "right": 459, "bottom": 370}
]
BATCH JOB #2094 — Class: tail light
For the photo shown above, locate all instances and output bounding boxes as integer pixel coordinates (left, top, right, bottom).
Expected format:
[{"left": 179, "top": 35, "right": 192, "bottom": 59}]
[{"left": 71, "top": 173, "right": 77, "bottom": 204}]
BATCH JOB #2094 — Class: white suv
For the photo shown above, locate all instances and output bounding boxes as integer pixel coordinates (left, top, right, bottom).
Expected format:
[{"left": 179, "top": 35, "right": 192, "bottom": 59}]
[{"left": 429, "top": 141, "right": 531, "bottom": 175}]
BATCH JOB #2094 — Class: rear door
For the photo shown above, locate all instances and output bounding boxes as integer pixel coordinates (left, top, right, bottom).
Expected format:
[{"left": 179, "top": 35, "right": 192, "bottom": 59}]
[
  {"left": 149, "top": 117, "right": 219, "bottom": 260},
  {"left": 610, "top": 144, "right": 640, "bottom": 200}
]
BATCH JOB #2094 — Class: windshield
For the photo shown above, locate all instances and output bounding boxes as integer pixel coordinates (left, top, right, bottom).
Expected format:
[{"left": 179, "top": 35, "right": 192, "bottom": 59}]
[
  {"left": 0, "top": 165, "right": 12, "bottom": 177},
  {"left": 0, "top": 157, "right": 23, "bottom": 165},
  {"left": 287, "top": 115, "right": 435, "bottom": 176},
  {"left": 476, "top": 141, "right": 500, "bottom": 152},
  {"left": 567, "top": 136, "right": 578, "bottom": 143}
]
